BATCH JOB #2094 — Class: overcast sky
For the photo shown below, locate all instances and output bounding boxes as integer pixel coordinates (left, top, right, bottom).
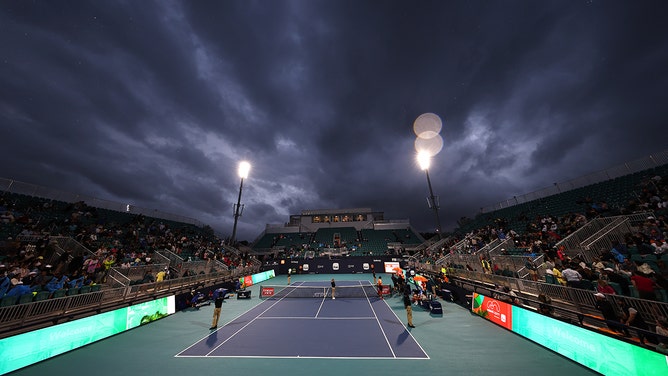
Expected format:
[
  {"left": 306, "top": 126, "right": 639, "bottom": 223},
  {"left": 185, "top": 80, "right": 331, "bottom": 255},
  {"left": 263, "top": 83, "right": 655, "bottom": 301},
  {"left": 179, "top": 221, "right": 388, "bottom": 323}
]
[{"left": 1, "top": 0, "right": 667, "bottom": 241}]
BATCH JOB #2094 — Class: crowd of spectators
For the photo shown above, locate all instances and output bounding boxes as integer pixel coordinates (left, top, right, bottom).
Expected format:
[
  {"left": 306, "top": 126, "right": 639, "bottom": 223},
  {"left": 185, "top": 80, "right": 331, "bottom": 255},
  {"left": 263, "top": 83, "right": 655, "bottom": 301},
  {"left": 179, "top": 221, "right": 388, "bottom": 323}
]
[
  {"left": 0, "top": 194, "right": 251, "bottom": 304},
  {"left": 427, "top": 171, "right": 668, "bottom": 351}
]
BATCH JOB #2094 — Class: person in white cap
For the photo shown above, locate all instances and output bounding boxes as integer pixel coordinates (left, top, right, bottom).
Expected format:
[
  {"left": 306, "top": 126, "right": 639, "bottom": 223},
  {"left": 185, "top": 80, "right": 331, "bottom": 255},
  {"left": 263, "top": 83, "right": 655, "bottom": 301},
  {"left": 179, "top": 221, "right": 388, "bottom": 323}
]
[{"left": 594, "top": 292, "right": 624, "bottom": 334}]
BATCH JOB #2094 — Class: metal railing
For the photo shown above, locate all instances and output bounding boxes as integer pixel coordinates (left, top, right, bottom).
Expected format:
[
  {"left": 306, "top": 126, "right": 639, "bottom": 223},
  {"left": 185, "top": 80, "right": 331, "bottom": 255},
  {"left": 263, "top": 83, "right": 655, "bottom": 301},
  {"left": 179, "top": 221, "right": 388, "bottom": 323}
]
[
  {"left": 437, "top": 268, "right": 668, "bottom": 329},
  {"left": 554, "top": 212, "right": 654, "bottom": 262},
  {"left": 0, "top": 264, "right": 260, "bottom": 339}
]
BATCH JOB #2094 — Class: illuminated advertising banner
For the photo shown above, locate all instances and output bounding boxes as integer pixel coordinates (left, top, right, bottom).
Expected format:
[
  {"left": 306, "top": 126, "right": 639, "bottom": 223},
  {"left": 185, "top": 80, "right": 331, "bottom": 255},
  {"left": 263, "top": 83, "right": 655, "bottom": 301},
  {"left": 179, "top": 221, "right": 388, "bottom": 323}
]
[
  {"left": 380, "top": 285, "right": 391, "bottom": 295},
  {"left": 261, "top": 287, "right": 275, "bottom": 297},
  {"left": 472, "top": 292, "right": 512, "bottom": 330},
  {"left": 512, "top": 307, "right": 668, "bottom": 376},
  {"left": 239, "top": 269, "right": 275, "bottom": 287},
  {"left": 471, "top": 293, "right": 668, "bottom": 375},
  {"left": 384, "top": 261, "right": 400, "bottom": 273},
  {"left": 0, "top": 296, "right": 175, "bottom": 375}
]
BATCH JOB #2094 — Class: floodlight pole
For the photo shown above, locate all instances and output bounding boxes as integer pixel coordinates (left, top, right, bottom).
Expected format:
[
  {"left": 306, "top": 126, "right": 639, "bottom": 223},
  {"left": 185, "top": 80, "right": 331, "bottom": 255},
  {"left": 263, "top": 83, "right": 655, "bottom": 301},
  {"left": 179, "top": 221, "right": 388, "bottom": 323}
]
[
  {"left": 424, "top": 168, "right": 443, "bottom": 237},
  {"left": 231, "top": 176, "right": 244, "bottom": 246}
]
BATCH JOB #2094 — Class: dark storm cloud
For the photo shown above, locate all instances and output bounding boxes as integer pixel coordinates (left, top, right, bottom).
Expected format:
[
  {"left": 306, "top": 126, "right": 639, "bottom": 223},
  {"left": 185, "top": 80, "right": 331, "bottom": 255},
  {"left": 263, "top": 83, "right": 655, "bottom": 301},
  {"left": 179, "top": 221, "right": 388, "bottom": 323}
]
[{"left": 1, "top": 0, "right": 667, "bottom": 240}]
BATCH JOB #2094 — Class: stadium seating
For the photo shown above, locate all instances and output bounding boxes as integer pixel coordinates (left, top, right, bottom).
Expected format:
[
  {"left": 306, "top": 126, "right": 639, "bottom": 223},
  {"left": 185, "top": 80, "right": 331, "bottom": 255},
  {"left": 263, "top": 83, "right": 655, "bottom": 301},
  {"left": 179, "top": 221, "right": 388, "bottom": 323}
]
[
  {"left": 0, "top": 296, "right": 17, "bottom": 307},
  {"left": 17, "top": 293, "right": 34, "bottom": 304}
]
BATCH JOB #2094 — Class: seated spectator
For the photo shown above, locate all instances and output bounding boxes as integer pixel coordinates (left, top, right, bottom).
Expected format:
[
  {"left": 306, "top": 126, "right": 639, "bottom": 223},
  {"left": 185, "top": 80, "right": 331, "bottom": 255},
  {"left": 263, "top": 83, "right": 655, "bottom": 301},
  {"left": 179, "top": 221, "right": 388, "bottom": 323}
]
[
  {"left": 603, "top": 267, "right": 631, "bottom": 295},
  {"left": 610, "top": 241, "right": 627, "bottom": 263},
  {"left": 562, "top": 263, "right": 583, "bottom": 288},
  {"left": 45, "top": 275, "right": 69, "bottom": 293},
  {"left": 552, "top": 264, "right": 566, "bottom": 285},
  {"left": 496, "top": 286, "right": 521, "bottom": 306},
  {"left": 656, "top": 317, "right": 668, "bottom": 354},
  {"left": 619, "top": 300, "right": 653, "bottom": 344},
  {"left": 597, "top": 279, "right": 616, "bottom": 295},
  {"left": 537, "top": 293, "right": 554, "bottom": 316},
  {"left": 591, "top": 257, "right": 606, "bottom": 274},
  {"left": 4, "top": 278, "right": 33, "bottom": 301},
  {"left": 657, "top": 260, "right": 668, "bottom": 278},
  {"left": 594, "top": 293, "right": 625, "bottom": 334},
  {"left": 636, "top": 260, "right": 655, "bottom": 276},
  {"left": 630, "top": 271, "right": 659, "bottom": 301},
  {"left": 0, "top": 274, "right": 10, "bottom": 297}
]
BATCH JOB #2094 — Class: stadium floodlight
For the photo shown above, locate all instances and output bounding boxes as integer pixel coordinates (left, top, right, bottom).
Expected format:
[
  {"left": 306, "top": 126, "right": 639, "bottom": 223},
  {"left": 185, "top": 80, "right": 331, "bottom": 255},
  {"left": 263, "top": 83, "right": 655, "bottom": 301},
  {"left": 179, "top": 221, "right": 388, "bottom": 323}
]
[
  {"left": 416, "top": 150, "right": 442, "bottom": 237},
  {"left": 231, "top": 161, "right": 251, "bottom": 245}
]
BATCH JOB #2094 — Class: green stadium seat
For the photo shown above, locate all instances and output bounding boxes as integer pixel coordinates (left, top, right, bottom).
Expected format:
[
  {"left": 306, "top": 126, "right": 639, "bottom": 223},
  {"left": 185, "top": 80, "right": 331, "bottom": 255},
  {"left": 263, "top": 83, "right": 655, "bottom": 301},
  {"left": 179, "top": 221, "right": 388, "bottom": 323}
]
[
  {"left": 34, "top": 291, "right": 51, "bottom": 301},
  {"left": 657, "top": 289, "right": 668, "bottom": 303},
  {"left": 17, "top": 293, "right": 34, "bottom": 304},
  {"left": 0, "top": 295, "right": 17, "bottom": 307},
  {"left": 607, "top": 281, "right": 623, "bottom": 295}
]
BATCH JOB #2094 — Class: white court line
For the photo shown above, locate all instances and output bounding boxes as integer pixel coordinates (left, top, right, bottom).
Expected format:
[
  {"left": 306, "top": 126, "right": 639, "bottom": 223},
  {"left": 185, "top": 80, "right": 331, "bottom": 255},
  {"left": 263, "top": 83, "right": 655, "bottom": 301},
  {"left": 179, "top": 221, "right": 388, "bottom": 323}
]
[
  {"left": 175, "top": 281, "right": 310, "bottom": 357},
  {"left": 257, "top": 316, "right": 375, "bottom": 320},
  {"left": 203, "top": 281, "right": 307, "bottom": 356},
  {"left": 374, "top": 283, "right": 431, "bottom": 359},
  {"left": 315, "top": 292, "right": 327, "bottom": 317},
  {"left": 360, "top": 280, "right": 397, "bottom": 358}
]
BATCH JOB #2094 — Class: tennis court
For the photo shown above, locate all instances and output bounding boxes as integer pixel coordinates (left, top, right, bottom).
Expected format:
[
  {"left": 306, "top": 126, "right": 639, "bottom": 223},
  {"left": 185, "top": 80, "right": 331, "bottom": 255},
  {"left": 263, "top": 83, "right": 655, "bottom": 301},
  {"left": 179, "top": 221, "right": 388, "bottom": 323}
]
[
  {"left": 9, "top": 274, "right": 599, "bottom": 376},
  {"left": 177, "top": 281, "right": 428, "bottom": 359}
]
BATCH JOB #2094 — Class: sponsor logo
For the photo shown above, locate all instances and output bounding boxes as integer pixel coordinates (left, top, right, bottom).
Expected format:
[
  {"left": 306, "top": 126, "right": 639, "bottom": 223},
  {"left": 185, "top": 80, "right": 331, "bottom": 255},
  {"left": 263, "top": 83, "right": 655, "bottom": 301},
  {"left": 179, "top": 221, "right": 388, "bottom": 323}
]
[
  {"left": 332, "top": 263, "right": 339, "bottom": 270},
  {"left": 363, "top": 263, "right": 369, "bottom": 270},
  {"left": 303, "top": 264, "right": 309, "bottom": 271}
]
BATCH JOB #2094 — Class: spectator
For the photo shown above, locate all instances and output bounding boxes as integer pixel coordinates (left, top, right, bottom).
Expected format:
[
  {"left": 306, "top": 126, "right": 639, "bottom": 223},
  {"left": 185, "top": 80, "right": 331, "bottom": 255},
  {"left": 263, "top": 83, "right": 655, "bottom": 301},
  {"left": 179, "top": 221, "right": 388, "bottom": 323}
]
[
  {"left": 561, "top": 263, "right": 582, "bottom": 288},
  {"left": 45, "top": 275, "right": 69, "bottom": 293},
  {"left": 596, "top": 279, "right": 616, "bottom": 294},
  {"left": 4, "top": 278, "right": 33, "bottom": 302},
  {"left": 552, "top": 264, "right": 566, "bottom": 286},
  {"left": 0, "top": 274, "right": 11, "bottom": 297},
  {"left": 594, "top": 293, "right": 624, "bottom": 334},
  {"left": 591, "top": 257, "right": 606, "bottom": 274},
  {"left": 610, "top": 241, "right": 627, "bottom": 263},
  {"left": 603, "top": 268, "right": 631, "bottom": 296},
  {"left": 525, "top": 257, "right": 538, "bottom": 281},
  {"left": 656, "top": 317, "right": 668, "bottom": 354},
  {"left": 619, "top": 300, "right": 652, "bottom": 344},
  {"left": 537, "top": 293, "right": 554, "bottom": 316},
  {"left": 630, "top": 271, "right": 659, "bottom": 301}
]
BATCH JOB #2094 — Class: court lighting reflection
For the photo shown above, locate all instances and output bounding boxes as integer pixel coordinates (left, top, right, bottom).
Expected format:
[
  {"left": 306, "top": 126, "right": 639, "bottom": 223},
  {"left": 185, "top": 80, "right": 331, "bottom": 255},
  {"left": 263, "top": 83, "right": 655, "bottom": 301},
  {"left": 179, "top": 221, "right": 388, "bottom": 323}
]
[
  {"left": 231, "top": 161, "right": 251, "bottom": 246},
  {"left": 417, "top": 150, "right": 442, "bottom": 236}
]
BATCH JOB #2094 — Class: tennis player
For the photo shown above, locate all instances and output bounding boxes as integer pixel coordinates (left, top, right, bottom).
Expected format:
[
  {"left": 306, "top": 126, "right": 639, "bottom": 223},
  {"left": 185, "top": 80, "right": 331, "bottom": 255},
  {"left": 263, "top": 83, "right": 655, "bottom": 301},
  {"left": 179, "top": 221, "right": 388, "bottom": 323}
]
[
  {"left": 331, "top": 278, "right": 336, "bottom": 299},
  {"left": 210, "top": 288, "right": 225, "bottom": 330},
  {"left": 403, "top": 288, "right": 415, "bottom": 328},
  {"left": 377, "top": 276, "right": 383, "bottom": 299}
]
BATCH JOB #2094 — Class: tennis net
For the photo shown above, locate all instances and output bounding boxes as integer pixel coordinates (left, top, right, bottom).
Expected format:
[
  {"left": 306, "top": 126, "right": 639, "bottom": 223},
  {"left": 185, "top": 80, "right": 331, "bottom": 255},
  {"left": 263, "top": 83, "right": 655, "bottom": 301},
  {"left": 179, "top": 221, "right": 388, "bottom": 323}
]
[{"left": 259, "top": 284, "right": 381, "bottom": 299}]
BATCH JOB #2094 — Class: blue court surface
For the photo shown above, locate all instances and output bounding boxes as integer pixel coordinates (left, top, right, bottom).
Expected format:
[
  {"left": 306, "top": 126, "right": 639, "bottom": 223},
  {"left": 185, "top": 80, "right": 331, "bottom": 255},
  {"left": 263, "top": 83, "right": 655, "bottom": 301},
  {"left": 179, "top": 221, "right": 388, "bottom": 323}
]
[{"left": 176, "top": 281, "right": 428, "bottom": 359}]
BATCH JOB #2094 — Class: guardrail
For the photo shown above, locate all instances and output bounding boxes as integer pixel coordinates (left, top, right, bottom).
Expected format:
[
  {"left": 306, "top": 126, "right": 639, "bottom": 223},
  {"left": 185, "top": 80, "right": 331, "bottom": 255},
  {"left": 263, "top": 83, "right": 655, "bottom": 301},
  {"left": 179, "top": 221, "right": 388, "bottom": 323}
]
[
  {"left": 0, "top": 265, "right": 260, "bottom": 339},
  {"left": 423, "top": 267, "right": 668, "bottom": 331}
]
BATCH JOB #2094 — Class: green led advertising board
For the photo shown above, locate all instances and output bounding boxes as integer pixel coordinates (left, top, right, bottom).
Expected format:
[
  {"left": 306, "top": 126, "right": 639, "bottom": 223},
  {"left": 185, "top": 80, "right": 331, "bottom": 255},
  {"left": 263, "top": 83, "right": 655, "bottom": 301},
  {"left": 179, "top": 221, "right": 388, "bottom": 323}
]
[{"left": 0, "top": 295, "right": 175, "bottom": 375}]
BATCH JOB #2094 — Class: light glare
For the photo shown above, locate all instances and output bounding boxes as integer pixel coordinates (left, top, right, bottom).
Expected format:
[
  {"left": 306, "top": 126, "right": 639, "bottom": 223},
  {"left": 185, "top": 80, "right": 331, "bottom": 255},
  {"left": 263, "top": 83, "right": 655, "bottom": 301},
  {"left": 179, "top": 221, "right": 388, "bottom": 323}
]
[
  {"left": 238, "top": 161, "right": 251, "bottom": 179},
  {"left": 417, "top": 151, "right": 431, "bottom": 170}
]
